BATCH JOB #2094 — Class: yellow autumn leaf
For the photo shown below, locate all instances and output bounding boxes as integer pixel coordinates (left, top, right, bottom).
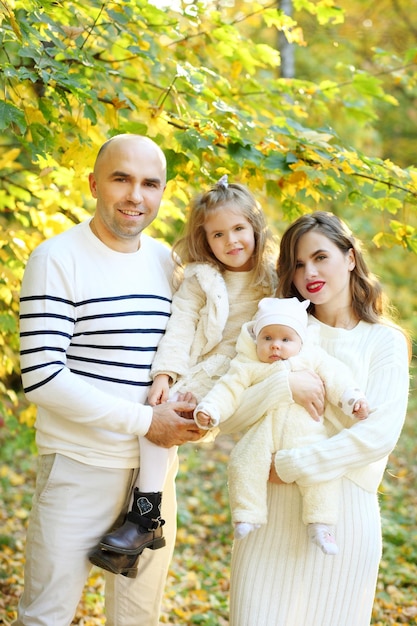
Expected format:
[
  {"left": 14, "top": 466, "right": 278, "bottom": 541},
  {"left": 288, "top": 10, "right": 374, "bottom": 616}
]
[
  {"left": 60, "top": 139, "right": 95, "bottom": 172},
  {"left": 288, "top": 170, "right": 308, "bottom": 187},
  {"left": 0, "top": 147, "right": 21, "bottom": 170},
  {"left": 340, "top": 160, "right": 354, "bottom": 174},
  {"left": 19, "top": 404, "right": 37, "bottom": 427},
  {"left": 305, "top": 185, "right": 322, "bottom": 203},
  {"left": 0, "top": 467, "right": 25, "bottom": 486},
  {"left": 15, "top": 508, "right": 29, "bottom": 519},
  {"left": 193, "top": 588, "right": 209, "bottom": 600},
  {"left": 25, "top": 105, "right": 47, "bottom": 125}
]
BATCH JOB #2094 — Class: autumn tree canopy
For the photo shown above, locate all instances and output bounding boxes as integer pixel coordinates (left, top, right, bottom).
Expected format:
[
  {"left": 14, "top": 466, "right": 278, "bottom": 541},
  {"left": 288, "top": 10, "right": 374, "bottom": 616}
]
[{"left": 0, "top": 0, "right": 416, "bottom": 424}]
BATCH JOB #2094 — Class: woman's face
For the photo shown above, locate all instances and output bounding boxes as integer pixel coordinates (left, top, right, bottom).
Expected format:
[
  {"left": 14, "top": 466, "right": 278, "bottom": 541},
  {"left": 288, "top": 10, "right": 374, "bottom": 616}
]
[{"left": 292, "top": 230, "right": 355, "bottom": 309}]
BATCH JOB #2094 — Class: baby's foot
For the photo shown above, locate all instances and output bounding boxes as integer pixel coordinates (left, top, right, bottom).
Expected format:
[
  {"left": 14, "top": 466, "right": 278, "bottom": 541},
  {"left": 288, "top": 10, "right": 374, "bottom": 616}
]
[
  {"left": 234, "top": 522, "right": 261, "bottom": 540},
  {"left": 308, "top": 523, "right": 339, "bottom": 555}
]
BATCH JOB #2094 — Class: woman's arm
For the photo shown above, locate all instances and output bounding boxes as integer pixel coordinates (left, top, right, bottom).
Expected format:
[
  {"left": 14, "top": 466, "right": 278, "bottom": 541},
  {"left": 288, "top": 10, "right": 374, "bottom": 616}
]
[
  {"left": 219, "top": 369, "right": 325, "bottom": 434},
  {"left": 274, "top": 327, "right": 410, "bottom": 486}
]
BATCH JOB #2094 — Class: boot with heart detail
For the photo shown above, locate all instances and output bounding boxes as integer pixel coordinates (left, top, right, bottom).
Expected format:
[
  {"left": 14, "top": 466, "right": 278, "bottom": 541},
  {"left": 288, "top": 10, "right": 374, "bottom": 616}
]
[
  {"left": 98, "top": 488, "right": 166, "bottom": 555},
  {"left": 88, "top": 547, "right": 140, "bottom": 578}
]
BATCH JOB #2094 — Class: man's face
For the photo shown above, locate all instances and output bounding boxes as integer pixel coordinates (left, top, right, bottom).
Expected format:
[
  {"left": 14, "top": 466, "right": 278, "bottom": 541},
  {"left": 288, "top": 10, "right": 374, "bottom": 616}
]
[{"left": 89, "top": 136, "right": 166, "bottom": 252}]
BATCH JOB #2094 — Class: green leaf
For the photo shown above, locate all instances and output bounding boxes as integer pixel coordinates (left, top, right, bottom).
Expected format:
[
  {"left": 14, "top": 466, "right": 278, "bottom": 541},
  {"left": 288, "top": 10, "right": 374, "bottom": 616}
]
[
  {"left": 263, "top": 152, "right": 288, "bottom": 172},
  {"left": 0, "top": 102, "right": 27, "bottom": 133}
]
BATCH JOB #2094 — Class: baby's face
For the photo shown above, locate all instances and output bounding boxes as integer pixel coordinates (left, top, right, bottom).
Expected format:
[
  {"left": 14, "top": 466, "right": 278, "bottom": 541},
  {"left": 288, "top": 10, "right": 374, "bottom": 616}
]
[{"left": 256, "top": 324, "right": 302, "bottom": 364}]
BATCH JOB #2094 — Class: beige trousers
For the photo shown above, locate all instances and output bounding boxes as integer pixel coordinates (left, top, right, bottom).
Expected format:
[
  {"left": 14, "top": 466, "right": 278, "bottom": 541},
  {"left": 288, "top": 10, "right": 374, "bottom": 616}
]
[{"left": 13, "top": 453, "right": 177, "bottom": 626}]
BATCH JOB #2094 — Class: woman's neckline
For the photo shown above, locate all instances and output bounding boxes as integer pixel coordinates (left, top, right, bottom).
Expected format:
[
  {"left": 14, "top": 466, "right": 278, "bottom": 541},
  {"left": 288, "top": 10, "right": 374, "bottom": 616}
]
[{"left": 311, "top": 314, "right": 360, "bottom": 331}]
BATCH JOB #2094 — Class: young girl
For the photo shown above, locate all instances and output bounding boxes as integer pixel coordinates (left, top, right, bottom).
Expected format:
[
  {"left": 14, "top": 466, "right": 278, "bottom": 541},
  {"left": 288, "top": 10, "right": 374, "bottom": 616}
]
[
  {"left": 226, "top": 211, "right": 410, "bottom": 626},
  {"left": 88, "top": 175, "right": 277, "bottom": 576}
]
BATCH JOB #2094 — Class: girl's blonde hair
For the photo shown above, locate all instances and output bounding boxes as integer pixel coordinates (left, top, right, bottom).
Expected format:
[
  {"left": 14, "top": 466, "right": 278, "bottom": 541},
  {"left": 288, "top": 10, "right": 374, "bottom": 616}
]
[
  {"left": 173, "top": 181, "right": 277, "bottom": 290},
  {"left": 276, "top": 211, "right": 389, "bottom": 323}
]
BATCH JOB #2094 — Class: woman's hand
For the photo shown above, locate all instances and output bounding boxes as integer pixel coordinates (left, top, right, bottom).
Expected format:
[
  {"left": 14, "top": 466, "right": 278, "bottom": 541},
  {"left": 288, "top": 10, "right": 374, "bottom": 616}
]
[{"left": 289, "top": 370, "right": 325, "bottom": 422}]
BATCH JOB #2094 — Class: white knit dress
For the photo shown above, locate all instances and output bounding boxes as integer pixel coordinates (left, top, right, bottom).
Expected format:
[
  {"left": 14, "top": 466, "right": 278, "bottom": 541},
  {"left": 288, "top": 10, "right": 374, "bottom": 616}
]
[{"left": 227, "top": 318, "right": 409, "bottom": 626}]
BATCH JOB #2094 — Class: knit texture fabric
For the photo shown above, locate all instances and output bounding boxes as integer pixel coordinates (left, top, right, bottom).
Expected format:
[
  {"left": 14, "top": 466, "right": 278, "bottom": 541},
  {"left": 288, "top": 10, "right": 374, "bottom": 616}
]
[{"left": 150, "top": 263, "right": 270, "bottom": 400}]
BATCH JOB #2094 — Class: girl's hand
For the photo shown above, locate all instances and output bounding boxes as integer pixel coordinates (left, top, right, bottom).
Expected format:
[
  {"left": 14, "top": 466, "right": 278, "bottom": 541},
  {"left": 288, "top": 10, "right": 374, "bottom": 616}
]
[
  {"left": 177, "top": 390, "right": 197, "bottom": 405},
  {"left": 148, "top": 374, "right": 170, "bottom": 406},
  {"left": 289, "top": 370, "right": 325, "bottom": 422}
]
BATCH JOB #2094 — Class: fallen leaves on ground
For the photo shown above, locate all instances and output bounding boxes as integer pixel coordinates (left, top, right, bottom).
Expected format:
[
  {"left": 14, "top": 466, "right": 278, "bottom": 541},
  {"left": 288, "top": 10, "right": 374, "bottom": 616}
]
[{"left": 1, "top": 409, "right": 416, "bottom": 625}]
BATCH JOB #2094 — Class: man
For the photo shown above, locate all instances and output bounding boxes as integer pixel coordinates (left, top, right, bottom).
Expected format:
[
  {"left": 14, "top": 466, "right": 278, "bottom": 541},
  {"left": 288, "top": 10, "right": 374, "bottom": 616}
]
[{"left": 15, "top": 134, "right": 203, "bottom": 626}]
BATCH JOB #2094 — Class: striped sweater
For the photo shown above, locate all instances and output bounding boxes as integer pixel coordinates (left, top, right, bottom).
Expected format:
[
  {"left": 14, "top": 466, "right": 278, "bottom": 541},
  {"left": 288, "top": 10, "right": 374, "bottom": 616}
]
[{"left": 19, "top": 219, "right": 174, "bottom": 468}]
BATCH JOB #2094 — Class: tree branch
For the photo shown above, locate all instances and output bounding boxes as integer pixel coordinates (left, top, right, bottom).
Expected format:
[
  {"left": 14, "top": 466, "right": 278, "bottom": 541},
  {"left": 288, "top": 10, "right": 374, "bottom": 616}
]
[{"left": 167, "top": 1, "right": 278, "bottom": 47}]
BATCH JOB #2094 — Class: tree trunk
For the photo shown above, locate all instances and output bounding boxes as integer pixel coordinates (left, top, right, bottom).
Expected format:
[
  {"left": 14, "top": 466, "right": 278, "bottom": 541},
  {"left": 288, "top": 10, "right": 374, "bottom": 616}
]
[{"left": 278, "top": 0, "right": 295, "bottom": 78}]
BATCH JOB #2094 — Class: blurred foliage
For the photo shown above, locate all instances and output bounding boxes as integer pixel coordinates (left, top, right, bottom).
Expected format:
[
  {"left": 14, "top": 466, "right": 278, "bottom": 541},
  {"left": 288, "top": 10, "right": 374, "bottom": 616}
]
[{"left": 295, "top": 0, "right": 417, "bottom": 170}]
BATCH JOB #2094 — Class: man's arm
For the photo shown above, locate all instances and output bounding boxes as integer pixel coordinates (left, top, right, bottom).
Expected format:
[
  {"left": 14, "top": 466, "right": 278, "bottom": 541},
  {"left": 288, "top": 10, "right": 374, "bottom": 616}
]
[{"left": 20, "top": 248, "right": 202, "bottom": 444}]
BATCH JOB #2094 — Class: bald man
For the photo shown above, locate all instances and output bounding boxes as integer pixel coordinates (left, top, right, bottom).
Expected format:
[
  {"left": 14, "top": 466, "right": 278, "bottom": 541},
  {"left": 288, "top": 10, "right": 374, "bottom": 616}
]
[{"left": 16, "top": 135, "right": 202, "bottom": 626}]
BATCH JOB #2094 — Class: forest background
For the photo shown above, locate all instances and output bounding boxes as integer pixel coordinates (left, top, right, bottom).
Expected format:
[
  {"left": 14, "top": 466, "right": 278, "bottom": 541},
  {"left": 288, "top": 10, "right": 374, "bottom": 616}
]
[{"left": 0, "top": 0, "right": 416, "bottom": 624}]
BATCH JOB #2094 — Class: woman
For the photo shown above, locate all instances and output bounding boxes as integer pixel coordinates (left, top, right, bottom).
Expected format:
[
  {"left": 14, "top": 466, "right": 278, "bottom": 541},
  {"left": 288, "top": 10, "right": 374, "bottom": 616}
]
[{"left": 228, "top": 211, "right": 410, "bottom": 626}]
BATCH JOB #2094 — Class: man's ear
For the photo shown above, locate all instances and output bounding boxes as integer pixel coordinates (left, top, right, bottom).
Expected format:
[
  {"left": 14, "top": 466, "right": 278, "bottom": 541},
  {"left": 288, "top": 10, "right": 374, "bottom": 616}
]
[{"left": 89, "top": 172, "right": 97, "bottom": 198}]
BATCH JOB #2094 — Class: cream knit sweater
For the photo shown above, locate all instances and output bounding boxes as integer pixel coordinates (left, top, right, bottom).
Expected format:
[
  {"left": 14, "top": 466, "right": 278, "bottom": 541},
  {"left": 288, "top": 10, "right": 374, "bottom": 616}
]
[{"left": 151, "top": 262, "right": 272, "bottom": 400}]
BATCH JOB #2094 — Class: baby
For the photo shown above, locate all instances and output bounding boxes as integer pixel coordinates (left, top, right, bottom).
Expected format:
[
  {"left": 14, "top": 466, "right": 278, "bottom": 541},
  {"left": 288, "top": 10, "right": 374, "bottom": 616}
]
[{"left": 195, "top": 297, "right": 369, "bottom": 555}]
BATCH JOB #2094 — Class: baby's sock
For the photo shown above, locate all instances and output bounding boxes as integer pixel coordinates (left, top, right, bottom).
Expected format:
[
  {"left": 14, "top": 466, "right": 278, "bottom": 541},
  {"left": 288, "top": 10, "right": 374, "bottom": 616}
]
[
  {"left": 234, "top": 522, "right": 261, "bottom": 540},
  {"left": 308, "top": 523, "right": 339, "bottom": 555}
]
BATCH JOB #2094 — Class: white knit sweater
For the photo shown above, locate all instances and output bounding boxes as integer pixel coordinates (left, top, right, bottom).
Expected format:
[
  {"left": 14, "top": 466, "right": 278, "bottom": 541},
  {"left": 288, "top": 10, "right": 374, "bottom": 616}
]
[{"left": 274, "top": 318, "right": 410, "bottom": 493}]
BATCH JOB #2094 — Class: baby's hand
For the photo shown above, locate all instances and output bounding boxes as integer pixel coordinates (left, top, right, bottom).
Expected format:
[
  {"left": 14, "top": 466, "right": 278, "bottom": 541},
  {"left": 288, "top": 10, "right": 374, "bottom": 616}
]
[
  {"left": 352, "top": 399, "right": 369, "bottom": 420},
  {"left": 195, "top": 411, "right": 212, "bottom": 429}
]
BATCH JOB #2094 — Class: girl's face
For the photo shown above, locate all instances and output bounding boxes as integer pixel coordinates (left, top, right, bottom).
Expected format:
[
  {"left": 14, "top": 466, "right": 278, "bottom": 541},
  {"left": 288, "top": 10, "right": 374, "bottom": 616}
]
[
  {"left": 203, "top": 206, "right": 256, "bottom": 271},
  {"left": 292, "top": 231, "right": 355, "bottom": 310}
]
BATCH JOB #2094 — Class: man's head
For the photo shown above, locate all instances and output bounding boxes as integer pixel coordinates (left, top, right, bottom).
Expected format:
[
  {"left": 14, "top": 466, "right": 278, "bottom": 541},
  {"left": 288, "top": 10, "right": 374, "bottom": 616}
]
[
  {"left": 252, "top": 297, "right": 309, "bottom": 363},
  {"left": 88, "top": 134, "right": 167, "bottom": 253}
]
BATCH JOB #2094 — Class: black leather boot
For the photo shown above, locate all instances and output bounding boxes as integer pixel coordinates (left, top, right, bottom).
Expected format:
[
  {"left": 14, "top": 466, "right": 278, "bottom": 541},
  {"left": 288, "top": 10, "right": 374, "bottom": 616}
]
[
  {"left": 99, "top": 488, "right": 166, "bottom": 555},
  {"left": 88, "top": 547, "right": 140, "bottom": 578}
]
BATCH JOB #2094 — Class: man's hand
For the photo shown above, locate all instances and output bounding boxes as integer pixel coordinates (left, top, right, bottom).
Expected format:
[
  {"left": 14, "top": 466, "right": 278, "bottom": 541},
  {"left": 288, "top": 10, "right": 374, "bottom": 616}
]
[
  {"left": 146, "top": 401, "right": 205, "bottom": 447},
  {"left": 289, "top": 370, "right": 325, "bottom": 421}
]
